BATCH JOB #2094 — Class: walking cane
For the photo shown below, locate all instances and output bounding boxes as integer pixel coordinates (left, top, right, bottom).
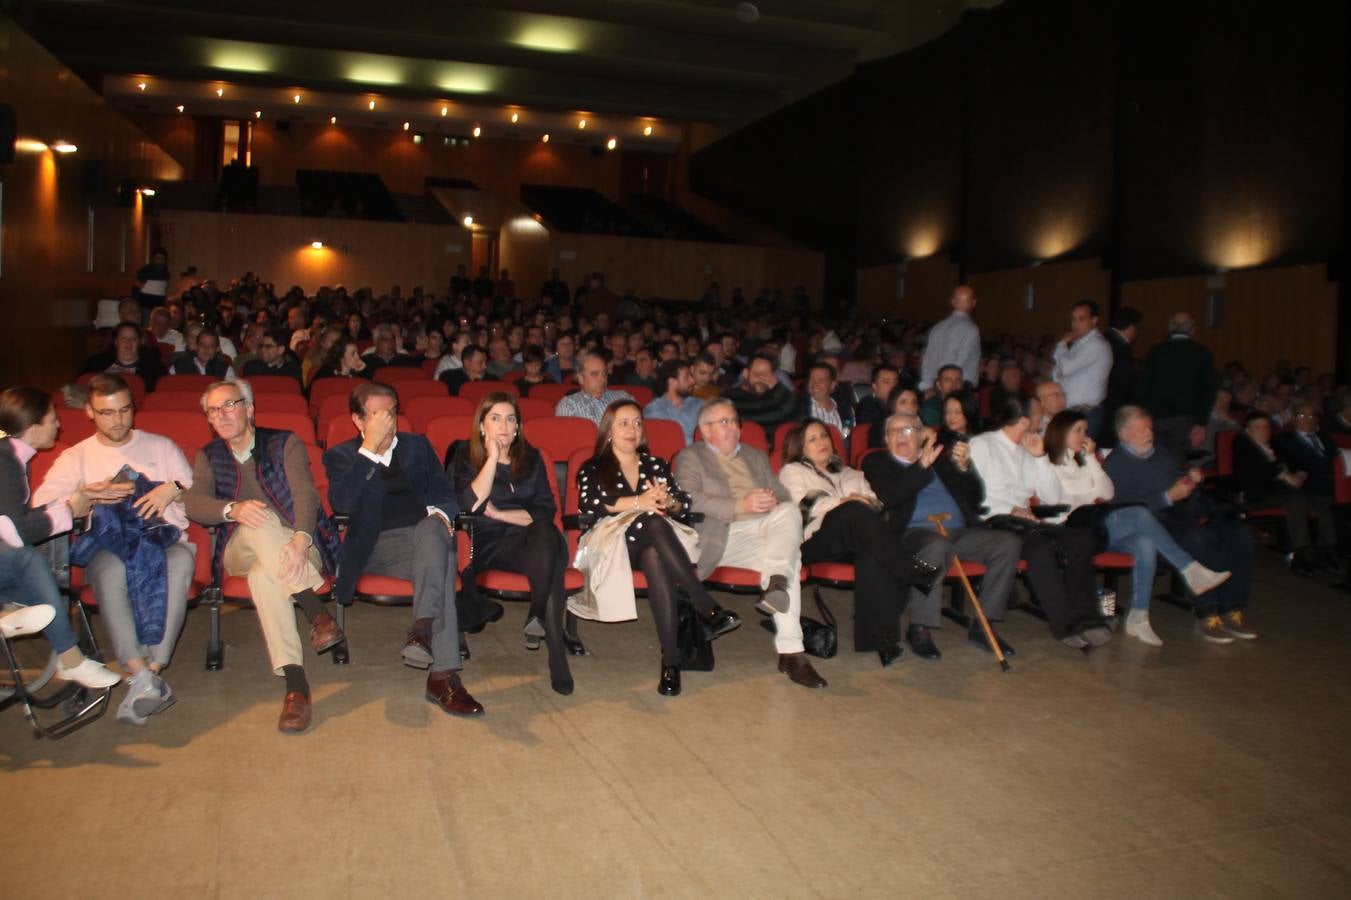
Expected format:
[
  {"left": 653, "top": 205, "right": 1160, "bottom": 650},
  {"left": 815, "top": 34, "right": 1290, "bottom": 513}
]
[{"left": 927, "top": 512, "right": 1011, "bottom": 673}]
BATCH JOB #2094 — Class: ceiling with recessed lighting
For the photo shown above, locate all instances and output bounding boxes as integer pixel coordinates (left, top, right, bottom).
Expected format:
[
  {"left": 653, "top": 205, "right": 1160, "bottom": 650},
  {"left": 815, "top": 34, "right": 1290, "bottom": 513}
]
[{"left": 8, "top": 0, "right": 999, "bottom": 130}]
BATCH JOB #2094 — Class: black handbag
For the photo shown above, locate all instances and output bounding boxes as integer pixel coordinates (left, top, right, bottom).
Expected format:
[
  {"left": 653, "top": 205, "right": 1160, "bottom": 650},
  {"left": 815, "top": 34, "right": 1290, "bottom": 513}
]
[
  {"left": 758, "top": 589, "right": 839, "bottom": 659},
  {"left": 677, "top": 599, "right": 715, "bottom": 671}
]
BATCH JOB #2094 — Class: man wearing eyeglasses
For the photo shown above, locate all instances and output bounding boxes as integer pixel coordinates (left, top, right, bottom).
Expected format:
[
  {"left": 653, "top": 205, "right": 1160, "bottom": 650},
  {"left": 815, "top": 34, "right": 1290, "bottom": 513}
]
[
  {"left": 240, "top": 327, "right": 302, "bottom": 384},
  {"left": 33, "top": 374, "right": 195, "bottom": 725},
  {"left": 182, "top": 380, "right": 343, "bottom": 733},
  {"left": 863, "top": 412, "right": 1022, "bottom": 661},
  {"left": 675, "top": 397, "right": 828, "bottom": 689}
]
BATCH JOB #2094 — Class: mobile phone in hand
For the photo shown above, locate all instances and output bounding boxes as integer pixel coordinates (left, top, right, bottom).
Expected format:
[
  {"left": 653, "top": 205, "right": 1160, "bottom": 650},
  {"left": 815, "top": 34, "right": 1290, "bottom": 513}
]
[{"left": 111, "top": 464, "right": 137, "bottom": 485}]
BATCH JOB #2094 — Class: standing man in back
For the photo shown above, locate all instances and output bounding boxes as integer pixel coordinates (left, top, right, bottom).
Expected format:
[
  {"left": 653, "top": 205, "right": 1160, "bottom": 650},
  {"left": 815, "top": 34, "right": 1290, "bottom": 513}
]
[
  {"left": 1051, "top": 300, "right": 1112, "bottom": 439},
  {"left": 919, "top": 285, "right": 981, "bottom": 392},
  {"left": 1136, "top": 312, "right": 1218, "bottom": 463}
]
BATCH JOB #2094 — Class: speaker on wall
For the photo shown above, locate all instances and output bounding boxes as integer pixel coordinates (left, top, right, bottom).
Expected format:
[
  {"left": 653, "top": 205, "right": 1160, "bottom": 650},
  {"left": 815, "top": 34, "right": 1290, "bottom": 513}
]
[{"left": 0, "top": 104, "right": 15, "bottom": 164}]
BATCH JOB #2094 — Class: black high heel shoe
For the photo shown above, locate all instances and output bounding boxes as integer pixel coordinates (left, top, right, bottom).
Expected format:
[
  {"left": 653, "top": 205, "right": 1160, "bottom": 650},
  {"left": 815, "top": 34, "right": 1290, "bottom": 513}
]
[
  {"left": 658, "top": 665, "right": 681, "bottom": 696},
  {"left": 700, "top": 606, "right": 742, "bottom": 640},
  {"left": 563, "top": 612, "right": 587, "bottom": 656}
]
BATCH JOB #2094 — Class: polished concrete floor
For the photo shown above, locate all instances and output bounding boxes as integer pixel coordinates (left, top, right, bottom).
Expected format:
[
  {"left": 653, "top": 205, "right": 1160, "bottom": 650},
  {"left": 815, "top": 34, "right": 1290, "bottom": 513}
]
[{"left": 3, "top": 551, "right": 1350, "bottom": 900}]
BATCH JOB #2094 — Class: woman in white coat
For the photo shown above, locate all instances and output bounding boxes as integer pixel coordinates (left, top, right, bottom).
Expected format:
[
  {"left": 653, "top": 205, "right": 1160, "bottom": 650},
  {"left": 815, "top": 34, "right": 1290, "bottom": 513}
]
[{"left": 778, "top": 419, "right": 942, "bottom": 666}]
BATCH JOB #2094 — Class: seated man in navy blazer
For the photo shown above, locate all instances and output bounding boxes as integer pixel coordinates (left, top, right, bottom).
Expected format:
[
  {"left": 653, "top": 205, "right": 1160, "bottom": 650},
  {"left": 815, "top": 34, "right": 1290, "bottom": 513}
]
[{"left": 323, "top": 382, "right": 482, "bottom": 717}]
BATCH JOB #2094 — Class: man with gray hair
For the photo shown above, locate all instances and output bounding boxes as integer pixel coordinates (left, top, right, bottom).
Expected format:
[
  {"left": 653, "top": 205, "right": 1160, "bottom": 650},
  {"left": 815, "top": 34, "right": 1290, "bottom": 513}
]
[
  {"left": 183, "top": 379, "right": 343, "bottom": 733},
  {"left": 1137, "top": 312, "right": 1219, "bottom": 462},
  {"left": 554, "top": 349, "right": 634, "bottom": 425},
  {"left": 675, "top": 397, "right": 827, "bottom": 689},
  {"left": 863, "top": 411, "right": 1023, "bottom": 660}
]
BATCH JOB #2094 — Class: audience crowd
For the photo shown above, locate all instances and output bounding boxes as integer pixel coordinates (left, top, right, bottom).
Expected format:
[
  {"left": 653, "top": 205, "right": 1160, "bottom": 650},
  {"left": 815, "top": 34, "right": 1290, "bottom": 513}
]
[{"left": 4, "top": 262, "right": 1345, "bottom": 733}]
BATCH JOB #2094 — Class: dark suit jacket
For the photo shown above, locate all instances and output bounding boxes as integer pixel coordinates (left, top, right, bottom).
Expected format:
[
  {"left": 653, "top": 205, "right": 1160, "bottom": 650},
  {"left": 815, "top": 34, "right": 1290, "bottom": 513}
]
[
  {"left": 169, "top": 352, "right": 232, "bottom": 378},
  {"left": 1100, "top": 329, "right": 1136, "bottom": 447},
  {"left": 862, "top": 451, "right": 985, "bottom": 533},
  {"left": 1274, "top": 428, "right": 1337, "bottom": 495},
  {"left": 1232, "top": 433, "right": 1291, "bottom": 503},
  {"left": 80, "top": 349, "right": 166, "bottom": 391},
  {"left": 1137, "top": 336, "right": 1217, "bottom": 427},
  {"left": 323, "top": 433, "right": 459, "bottom": 603}
]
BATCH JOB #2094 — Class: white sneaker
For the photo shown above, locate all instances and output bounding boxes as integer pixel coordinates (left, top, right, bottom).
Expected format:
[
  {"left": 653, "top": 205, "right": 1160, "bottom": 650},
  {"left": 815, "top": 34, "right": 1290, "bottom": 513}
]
[
  {"left": 1125, "top": 610, "right": 1163, "bottom": 646},
  {"left": 0, "top": 604, "right": 56, "bottom": 638},
  {"left": 131, "top": 671, "right": 176, "bottom": 718},
  {"left": 56, "top": 657, "right": 123, "bottom": 689},
  {"left": 1182, "top": 562, "right": 1231, "bottom": 597}
]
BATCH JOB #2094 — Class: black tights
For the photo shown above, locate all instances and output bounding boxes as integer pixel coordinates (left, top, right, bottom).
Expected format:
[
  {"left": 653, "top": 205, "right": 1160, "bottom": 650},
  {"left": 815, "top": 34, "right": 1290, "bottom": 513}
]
[
  {"left": 628, "top": 516, "right": 716, "bottom": 666},
  {"left": 480, "top": 519, "right": 571, "bottom": 684}
]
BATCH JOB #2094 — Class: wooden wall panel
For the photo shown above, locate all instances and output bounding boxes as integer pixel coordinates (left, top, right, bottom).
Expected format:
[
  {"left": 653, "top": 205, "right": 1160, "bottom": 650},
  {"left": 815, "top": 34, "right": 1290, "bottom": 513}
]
[
  {"left": 0, "top": 13, "right": 182, "bottom": 390},
  {"left": 856, "top": 255, "right": 959, "bottom": 322},
  {"left": 156, "top": 211, "right": 470, "bottom": 295},
  {"left": 968, "top": 259, "right": 1111, "bottom": 342},
  {"left": 497, "top": 218, "right": 552, "bottom": 303},
  {"left": 1121, "top": 264, "right": 1336, "bottom": 376},
  {"left": 544, "top": 234, "right": 824, "bottom": 305}
]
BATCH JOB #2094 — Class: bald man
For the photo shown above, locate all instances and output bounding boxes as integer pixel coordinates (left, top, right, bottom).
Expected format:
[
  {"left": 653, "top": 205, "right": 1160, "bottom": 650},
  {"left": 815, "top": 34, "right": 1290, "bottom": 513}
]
[{"left": 919, "top": 285, "right": 981, "bottom": 392}]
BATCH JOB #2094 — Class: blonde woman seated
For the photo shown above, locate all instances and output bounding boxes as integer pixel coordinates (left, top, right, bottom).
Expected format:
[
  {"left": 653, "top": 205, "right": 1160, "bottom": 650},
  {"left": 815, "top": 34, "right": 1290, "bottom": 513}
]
[
  {"left": 778, "top": 418, "right": 942, "bottom": 667},
  {"left": 1041, "top": 410, "right": 1230, "bottom": 646},
  {"left": 574, "top": 399, "right": 740, "bottom": 697}
]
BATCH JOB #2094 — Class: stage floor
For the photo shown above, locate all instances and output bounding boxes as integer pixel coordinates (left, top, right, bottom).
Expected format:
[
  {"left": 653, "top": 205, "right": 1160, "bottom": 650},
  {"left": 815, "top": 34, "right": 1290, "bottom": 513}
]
[{"left": 4, "top": 551, "right": 1350, "bottom": 899}]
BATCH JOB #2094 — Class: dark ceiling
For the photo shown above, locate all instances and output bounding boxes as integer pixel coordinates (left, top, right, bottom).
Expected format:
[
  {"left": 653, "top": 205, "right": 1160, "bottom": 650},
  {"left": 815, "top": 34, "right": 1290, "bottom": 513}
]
[{"left": 6, "top": 0, "right": 997, "bottom": 128}]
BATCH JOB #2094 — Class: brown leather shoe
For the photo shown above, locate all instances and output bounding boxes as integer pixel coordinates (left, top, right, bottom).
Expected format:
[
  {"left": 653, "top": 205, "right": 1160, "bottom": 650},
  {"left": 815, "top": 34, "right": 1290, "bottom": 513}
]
[
  {"left": 778, "top": 652, "right": 828, "bottom": 689},
  {"left": 425, "top": 670, "right": 485, "bottom": 717},
  {"left": 309, "top": 611, "right": 344, "bottom": 654},
  {"left": 278, "top": 691, "right": 312, "bottom": 733},
  {"left": 401, "top": 631, "right": 433, "bottom": 669}
]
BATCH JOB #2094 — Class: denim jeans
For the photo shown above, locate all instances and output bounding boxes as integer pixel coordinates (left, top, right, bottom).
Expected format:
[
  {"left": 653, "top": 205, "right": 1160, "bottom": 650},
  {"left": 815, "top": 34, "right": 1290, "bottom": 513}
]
[
  {"left": 0, "top": 543, "right": 77, "bottom": 653},
  {"left": 1104, "top": 506, "right": 1196, "bottom": 610}
]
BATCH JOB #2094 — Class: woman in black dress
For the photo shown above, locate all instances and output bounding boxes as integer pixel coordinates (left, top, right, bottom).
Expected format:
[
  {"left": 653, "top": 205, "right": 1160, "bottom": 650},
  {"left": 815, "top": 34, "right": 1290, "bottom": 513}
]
[
  {"left": 450, "top": 392, "right": 575, "bottom": 694},
  {"left": 576, "top": 399, "right": 739, "bottom": 696}
]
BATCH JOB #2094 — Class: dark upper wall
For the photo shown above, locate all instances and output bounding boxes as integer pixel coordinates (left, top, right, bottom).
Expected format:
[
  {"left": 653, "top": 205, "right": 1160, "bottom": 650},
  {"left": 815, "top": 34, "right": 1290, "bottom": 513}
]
[{"left": 691, "top": 0, "right": 1349, "bottom": 288}]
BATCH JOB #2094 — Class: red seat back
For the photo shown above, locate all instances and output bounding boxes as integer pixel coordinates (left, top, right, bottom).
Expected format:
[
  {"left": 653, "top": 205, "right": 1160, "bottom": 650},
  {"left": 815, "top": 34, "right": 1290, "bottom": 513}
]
[
  {"left": 156, "top": 373, "right": 217, "bottom": 394},
  {"left": 404, "top": 396, "right": 474, "bottom": 432},
  {"left": 641, "top": 417, "right": 686, "bottom": 461},
  {"left": 56, "top": 407, "right": 95, "bottom": 445},
  {"left": 623, "top": 385, "right": 654, "bottom": 406},
  {"left": 29, "top": 441, "right": 70, "bottom": 493},
  {"left": 372, "top": 366, "right": 427, "bottom": 384},
  {"left": 134, "top": 411, "right": 214, "bottom": 459},
  {"left": 242, "top": 374, "right": 302, "bottom": 395},
  {"left": 309, "top": 376, "right": 357, "bottom": 418},
  {"left": 254, "top": 411, "right": 318, "bottom": 444},
  {"left": 425, "top": 415, "right": 474, "bottom": 463},
  {"left": 523, "top": 416, "right": 597, "bottom": 464},
  {"left": 142, "top": 391, "right": 204, "bottom": 412},
  {"left": 516, "top": 397, "right": 554, "bottom": 421},
  {"left": 394, "top": 379, "right": 448, "bottom": 407},
  {"left": 252, "top": 392, "right": 309, "bottom": 417},
  {"left": 326, "top": 413, "right": 412, "bottom": 448},
  {"left": 1216, "top": 429, "right": 1238, "bottom": 477},
  {"left": 316, "top": 394, "right": 352, "bottom": 445},
  {"left": 459, "top": 380, "right": 518, "bottom": 406},
  {"left": 850, "top": 423, "right": 872, "bottom": 466},
  {"left": 526, "top": 383, "right": 573, "bottom": 407}
]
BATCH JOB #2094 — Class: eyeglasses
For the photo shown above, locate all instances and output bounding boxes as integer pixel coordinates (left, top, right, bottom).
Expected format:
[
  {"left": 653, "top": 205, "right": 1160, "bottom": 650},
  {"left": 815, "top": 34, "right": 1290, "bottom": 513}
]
[
  {"left": 91, "top": 404, "right": 134, "bottom": 420},
  {"left": 886, "top": 426, "right": 921, "bottom": 437},
  {"left": 703, "top": 417, "right": 740, "bottom": 428},
  {"left": 205, "top": 398, "right": 247, "bottom": 418}
]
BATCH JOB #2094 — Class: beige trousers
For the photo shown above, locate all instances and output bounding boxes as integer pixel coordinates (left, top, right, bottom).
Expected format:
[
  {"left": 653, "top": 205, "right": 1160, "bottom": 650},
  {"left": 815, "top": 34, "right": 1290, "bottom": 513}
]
[
  {"left": 718, "top": 502, "right": 804, "bottom": 654},
  {"left": 222, "top": 509, "right": 324, "bottom": 674}
]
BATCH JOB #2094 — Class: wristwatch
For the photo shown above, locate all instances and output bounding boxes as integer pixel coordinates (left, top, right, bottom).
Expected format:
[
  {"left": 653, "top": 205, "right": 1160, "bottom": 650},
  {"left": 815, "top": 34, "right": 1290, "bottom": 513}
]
[{"left": 223, "top": 501, "right": 235, "bottom": 521}]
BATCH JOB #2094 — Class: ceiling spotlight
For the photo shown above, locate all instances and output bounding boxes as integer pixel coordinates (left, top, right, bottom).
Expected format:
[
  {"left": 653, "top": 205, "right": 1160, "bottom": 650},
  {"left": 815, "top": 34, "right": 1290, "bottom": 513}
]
[
  {"left": 311, "top": 240, "right": 324, "bottom": 250},
  {"left": 137, "top": 186, "right": 156, "bottom": 197},
  {"left": 606, "top": 137, "right": 617, "bottom": 150},
  {"left": 137, "top": 81, "right": 147, "bottom": 91},
  {"left": 463, "top": 215, "right": 474, "bottom": 227},
  {"left": 330, "top": 115, "right": 337, "bottom": 124},
  {"left": 369, "top": 99, "right": 376, "bottom": 110},
  {"left": 542, "top": 133, "right": 550, "bottom": 143},
  {"left": 216, "top": 87, "right": 225, "bottom": 97},
  {"left": 293, "top": 93, "right": 302, "bottom": 104},
  {"left": 472, "top": 125, "right": 481, "bottom": 138},
  {"left": 176, "top": 104, "right": 185, "bottom": 114},
  {"left": 403, "top": 121, "right": 410, "bottom": 131},
  {"left": 413, "top": 133, "right": 423, "bottom": 144},
  {"left": 510, "top": 112, "right": 519, "bottom": 124},
  {"left": 443, "top": 137, "right": 450, "bottom": 146},
  {"left": 643, "top": 125, "right": 653, "bottom": 136},
  {"left": 578, "top": 118, "right": 587, "bottom": 129},
  {"left": 51, "top": 140, "right": 78, "bottom": 154},
  {"left": 254, "top": 110, "right": 262, "bottom": 119},
  {"left": 440, "top": 105, "right": 448, "bottom": 116}
]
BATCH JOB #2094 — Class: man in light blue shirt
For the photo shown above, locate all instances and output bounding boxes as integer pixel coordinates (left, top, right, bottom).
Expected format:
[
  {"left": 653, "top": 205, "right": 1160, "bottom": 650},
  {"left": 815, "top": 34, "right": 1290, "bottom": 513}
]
[
  {"left": 919, "top": 285, "right": 981, "bottom": 391},
  {"left": 643, "top": 359, "right": 702, "bottom": 444},
  {"left": 554, "top": 349, "right": 633, "bottom": 426}
]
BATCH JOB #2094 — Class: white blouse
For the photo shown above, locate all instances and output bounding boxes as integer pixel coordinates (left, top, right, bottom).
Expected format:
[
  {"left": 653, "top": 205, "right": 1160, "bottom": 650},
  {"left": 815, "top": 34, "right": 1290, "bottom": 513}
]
[{"left": 778, "top": 461, "right": 877, "bottom": 541}]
